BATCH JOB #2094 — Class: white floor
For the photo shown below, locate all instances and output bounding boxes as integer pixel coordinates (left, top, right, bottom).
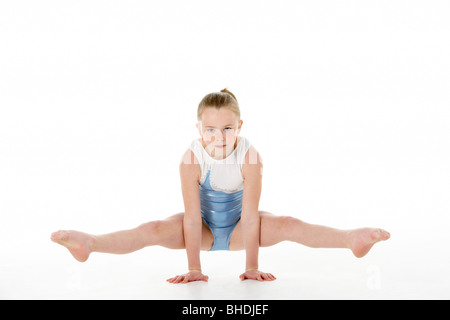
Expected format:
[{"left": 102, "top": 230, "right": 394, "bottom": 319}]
[{"left": 1, "top": 226, "right": 449, "bottom": 300}]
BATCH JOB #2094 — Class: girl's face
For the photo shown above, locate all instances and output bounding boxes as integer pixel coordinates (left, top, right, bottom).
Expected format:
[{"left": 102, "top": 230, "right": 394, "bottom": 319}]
[{"left": 196, "top": 107, "right": 243, "bottom": 160}]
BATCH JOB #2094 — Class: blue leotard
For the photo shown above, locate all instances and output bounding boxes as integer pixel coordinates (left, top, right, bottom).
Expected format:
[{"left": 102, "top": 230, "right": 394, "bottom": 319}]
[
  {"left": 189, "top": 136, "right": 252, "bottom": 251},
  {"left": 199, "top": 169, "right": 243, "bottom": 250}
]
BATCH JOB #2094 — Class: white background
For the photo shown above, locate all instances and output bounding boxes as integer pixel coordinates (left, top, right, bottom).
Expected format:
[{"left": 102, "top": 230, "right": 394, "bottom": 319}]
[{"left": 1, "top": 0, "right": 449, "bottom": 299}]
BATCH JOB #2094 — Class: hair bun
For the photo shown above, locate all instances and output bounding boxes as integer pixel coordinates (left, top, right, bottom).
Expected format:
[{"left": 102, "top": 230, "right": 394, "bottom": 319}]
[{"left": 220, "top": 88, "right": 238, "bottom": 103}]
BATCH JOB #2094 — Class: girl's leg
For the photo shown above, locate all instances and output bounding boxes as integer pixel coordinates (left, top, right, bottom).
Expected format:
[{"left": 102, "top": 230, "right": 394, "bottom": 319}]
[
  {"left": 51, "top": 212, "right": 214, "bottom": 262},
  {"left": 229, "top": 211, "right": 390, "bottom": 257}
]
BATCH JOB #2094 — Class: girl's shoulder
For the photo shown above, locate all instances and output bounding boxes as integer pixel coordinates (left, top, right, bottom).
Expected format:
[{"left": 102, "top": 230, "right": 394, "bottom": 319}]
[
  {"left": 180, "top": 137, "right": 203, "bottom": 166},
  {"left": 179, "top": 148, "right": 202, "bottom": 185},
  {"left": 242, "top": 144, "right": 263, "bottom": 166}
]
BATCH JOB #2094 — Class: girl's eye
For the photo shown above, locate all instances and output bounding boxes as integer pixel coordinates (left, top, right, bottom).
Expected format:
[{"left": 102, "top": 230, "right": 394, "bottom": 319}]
[{"left": 205, "top": 128, "right": 233, "bottom": 134}]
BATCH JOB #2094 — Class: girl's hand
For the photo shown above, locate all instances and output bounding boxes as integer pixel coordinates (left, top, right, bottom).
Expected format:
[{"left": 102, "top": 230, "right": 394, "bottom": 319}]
[
  {"left": 239, "top": 269, "right": 276, "bottom": 281},
  {"left": 166, "top": 271, "right": 209, "bottom": 284}
]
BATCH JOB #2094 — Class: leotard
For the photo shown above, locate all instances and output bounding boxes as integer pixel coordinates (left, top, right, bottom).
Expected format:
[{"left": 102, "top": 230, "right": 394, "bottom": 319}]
[{"left": 188, "top": 136, "right": 252, "bottom": 251}]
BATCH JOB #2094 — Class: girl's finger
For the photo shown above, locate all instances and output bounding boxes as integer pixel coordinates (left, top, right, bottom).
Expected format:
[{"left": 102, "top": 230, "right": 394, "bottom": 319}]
[{"left": 264, "top": 273, "right": 274, "bottom": 281}]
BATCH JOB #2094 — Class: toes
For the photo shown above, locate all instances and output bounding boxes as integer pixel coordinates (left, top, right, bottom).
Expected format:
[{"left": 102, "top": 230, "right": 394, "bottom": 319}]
[
  {"left": 375, "top": 229, "right": 390, "bottom": 240},
  {"left": 50, "top": 231, "right": 64, "bottom": 241},
  {"left": 59, "top": 231, "right": 70, "bottom": 241}
]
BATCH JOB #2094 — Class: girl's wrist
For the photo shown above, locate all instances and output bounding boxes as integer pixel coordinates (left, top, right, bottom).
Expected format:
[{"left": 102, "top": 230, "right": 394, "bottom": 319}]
[{"left": 189, "top": 269, "right": 202, "bottom": 273}]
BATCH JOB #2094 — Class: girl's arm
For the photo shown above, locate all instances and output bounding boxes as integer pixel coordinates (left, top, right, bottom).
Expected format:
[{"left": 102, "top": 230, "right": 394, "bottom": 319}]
[
  {"left": 239, "top": 147, "right": 269, "bottom": 280},
  {"left": 167, "top": 149, "right": 207, "bottom": 283}
]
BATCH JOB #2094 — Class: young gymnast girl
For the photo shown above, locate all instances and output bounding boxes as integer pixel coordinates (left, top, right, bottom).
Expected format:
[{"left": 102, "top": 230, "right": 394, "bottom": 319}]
[{"left": 51, "top": 88, "right": 390, "bottom": 283}]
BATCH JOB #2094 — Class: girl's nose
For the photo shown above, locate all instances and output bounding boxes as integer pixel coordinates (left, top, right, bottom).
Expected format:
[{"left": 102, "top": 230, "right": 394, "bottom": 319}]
[{"left": 214, "top": 131, "right": 224, "bottom": 141}]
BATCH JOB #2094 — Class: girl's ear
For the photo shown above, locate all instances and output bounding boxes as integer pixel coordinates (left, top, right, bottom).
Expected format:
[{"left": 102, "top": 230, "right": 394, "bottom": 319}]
[
  {"left": 196, "top": 122, "right": 202, "bottom": 136},
  {"left": 236, "top": 120, "right": 243, "bottom": 133}
]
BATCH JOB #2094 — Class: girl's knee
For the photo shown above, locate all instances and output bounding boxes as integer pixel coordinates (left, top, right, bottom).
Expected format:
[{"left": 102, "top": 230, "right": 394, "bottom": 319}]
[
  {"left": 137, "top": 220, "right": 163, "bottom": 235},
  {"left": 277, "top": 215, "right": 302, "bottom": 228}
]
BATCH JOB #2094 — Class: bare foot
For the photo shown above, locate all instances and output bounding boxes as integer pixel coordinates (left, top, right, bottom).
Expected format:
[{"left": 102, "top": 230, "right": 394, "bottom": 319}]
[
  {"left": 50, "top": 230, "right": 94, "bottom": 262},
  {"left": 348, "top": 228, "right": 390, "bottom": 258}
]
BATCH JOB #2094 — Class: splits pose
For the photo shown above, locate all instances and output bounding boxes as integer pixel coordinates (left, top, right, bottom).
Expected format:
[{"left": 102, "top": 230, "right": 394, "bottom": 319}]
[{"left": 51, "top": 88, "right": 390, "bottom": 283}]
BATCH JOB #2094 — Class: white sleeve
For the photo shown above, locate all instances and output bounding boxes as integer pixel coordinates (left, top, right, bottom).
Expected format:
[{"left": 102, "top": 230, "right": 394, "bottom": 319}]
[
  {"left": 238, "top": 136, "right": 252, "bottom": 164},
  {"left": 188, "top": 139, "right": 203, "bottom": 165}
]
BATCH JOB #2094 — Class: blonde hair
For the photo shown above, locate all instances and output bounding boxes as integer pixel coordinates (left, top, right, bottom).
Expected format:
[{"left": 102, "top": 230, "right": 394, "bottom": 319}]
[{"left": 197, "top": 88, "right": 240, "bottom": 121}]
